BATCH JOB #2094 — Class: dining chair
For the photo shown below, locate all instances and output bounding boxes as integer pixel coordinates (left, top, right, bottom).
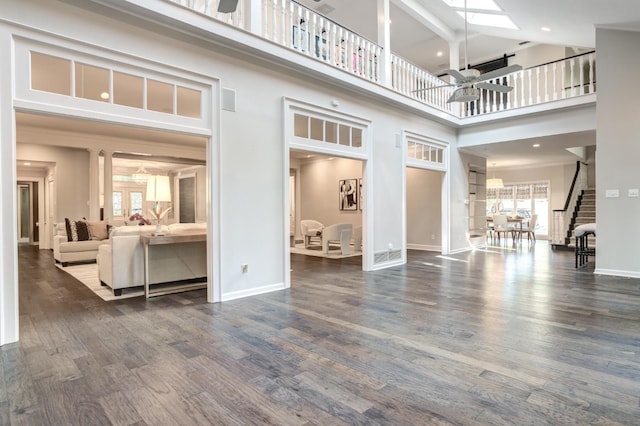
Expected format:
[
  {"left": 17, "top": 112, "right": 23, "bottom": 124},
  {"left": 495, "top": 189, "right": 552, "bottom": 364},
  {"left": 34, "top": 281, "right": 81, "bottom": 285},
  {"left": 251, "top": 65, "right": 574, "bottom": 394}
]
[
  {"left": 491, "top": 214, "right": 512, "bottom": 242},
  {"left": 521, "top": 214, "right": 538, "bottom": 242}
]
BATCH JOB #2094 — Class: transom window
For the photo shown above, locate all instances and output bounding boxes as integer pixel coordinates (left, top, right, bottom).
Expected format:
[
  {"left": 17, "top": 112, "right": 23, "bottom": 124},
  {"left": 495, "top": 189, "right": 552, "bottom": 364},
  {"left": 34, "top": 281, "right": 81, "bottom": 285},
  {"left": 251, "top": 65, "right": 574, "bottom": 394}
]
[
  {"left": 293, "top": 113, "right": 363, "bottom": 148},
  {"left": 30, "top": 52, "right": 202, "bottom": 119}
]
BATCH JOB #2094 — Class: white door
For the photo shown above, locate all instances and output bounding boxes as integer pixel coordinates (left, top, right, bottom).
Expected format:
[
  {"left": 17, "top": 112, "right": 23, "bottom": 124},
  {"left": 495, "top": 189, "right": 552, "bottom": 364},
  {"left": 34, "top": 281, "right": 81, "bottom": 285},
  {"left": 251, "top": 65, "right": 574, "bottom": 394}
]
[{"left": 112, "top": 188, "right": 144, "bottom": 222}]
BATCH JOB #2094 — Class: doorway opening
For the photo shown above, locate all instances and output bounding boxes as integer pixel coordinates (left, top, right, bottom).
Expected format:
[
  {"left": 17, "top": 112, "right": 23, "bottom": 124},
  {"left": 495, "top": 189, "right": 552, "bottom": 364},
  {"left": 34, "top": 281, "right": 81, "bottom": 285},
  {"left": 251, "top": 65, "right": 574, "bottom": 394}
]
[
  {"left": 406, "top": 167, "right": 444, "bottom": 252},
  {"left": 289, "top": 149, "right": 365, "bottom": 280}
]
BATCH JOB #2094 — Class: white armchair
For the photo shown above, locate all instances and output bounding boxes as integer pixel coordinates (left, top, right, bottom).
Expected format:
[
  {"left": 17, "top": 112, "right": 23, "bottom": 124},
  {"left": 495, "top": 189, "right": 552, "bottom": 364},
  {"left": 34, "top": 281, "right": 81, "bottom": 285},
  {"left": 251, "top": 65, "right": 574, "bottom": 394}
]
[
  {"left": 300, "top": 220, "right": 324, "bottom": 248},
  {"left": 322, "top": 223, "right": 353, "bottom": 254}
]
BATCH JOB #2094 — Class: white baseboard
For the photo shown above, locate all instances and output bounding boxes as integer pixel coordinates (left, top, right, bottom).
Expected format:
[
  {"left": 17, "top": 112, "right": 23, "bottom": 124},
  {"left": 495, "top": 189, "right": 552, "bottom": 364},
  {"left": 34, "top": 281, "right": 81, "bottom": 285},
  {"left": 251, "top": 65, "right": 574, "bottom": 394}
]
[
  {"left": 370, "top": 258, "right": 405, "bottom": 271},
  {"left": 407, "top": 243, "right": 441, "bottom": 252},
  {"left": 594, "top": 268, "right": 640, "bottom": 279},
  {"left": 222, "top": 282, "right": 285, "bottom": 302}
]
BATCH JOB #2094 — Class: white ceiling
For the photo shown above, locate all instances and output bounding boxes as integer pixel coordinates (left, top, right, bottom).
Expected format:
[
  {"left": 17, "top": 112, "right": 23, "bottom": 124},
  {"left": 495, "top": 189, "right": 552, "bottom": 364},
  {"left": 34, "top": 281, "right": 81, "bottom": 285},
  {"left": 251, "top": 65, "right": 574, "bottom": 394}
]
[{"left": 297, "top": 0, "right": 640, "bottom": 73}]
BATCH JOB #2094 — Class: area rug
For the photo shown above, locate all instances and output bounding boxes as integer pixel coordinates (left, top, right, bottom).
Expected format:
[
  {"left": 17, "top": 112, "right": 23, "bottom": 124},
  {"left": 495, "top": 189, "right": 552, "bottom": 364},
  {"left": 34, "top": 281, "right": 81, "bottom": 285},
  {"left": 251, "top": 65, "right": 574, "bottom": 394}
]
[
  {"left": 290, "top": 243, "right": 362, "bottom": 259},
  {"left": 55, "top": 263, "right": 144, "bottom": 301}
]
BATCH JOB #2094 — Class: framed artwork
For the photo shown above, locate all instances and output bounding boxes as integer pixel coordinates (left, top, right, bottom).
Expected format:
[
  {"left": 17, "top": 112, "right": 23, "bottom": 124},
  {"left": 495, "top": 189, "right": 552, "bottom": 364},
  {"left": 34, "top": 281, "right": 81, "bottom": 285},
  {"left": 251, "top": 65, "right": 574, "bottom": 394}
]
[
  {"left": 359, "top": 178, "right": 363, "bottom": 211},
  {"left": 339, "top": 179, "right": 358, "bottom": 211}
]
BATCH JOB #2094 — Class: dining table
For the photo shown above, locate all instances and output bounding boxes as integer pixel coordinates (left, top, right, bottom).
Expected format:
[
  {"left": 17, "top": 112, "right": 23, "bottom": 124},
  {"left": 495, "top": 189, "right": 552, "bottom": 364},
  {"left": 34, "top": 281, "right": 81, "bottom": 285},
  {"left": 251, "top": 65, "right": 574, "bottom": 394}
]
[{"left": 486, "top": 215, "right": 526, "bottom": 241}]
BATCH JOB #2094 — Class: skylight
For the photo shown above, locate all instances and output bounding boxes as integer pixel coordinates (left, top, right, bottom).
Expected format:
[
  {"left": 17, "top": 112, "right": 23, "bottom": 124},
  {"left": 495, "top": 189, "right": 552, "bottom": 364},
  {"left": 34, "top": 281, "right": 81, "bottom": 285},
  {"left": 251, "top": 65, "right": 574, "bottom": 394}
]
[
  {"left": 442, "top": 0, "right": 501, "bottom": 11},
  {"left": 456, "top": 11, "right": 518, "bottom": 30}
]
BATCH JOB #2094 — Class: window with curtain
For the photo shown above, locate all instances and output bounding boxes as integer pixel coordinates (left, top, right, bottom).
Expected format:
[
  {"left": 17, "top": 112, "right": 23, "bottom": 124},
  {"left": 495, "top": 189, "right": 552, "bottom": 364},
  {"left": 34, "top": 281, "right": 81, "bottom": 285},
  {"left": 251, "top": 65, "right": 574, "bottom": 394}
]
[{"left": 486, "top": 182, "right": 549, "bottom": 236}]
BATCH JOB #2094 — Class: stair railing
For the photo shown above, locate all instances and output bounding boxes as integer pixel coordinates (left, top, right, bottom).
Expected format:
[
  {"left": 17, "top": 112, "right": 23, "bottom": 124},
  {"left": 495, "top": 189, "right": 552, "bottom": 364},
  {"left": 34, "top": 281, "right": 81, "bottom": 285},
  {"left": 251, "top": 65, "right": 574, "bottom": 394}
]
[{"left": 551, "top": 160, "right": 588, "bottom": 245}]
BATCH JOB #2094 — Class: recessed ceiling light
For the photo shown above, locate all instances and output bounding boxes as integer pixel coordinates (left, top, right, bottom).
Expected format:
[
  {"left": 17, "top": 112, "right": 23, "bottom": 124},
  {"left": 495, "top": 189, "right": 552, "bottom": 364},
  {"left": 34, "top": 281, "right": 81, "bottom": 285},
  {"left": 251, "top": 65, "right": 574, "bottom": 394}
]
[
  {"left": 457, "top": 11, "right": 518, "bottom": 30},
  {"left": 541, "top": 27, "right": 551, "bottom": 32},
  {"left": 437, "top": 51, "right": 444, "bottom": 57},
  {"left": 442, "top": 0, "right": 501, "bottom": 11},
  {"left": 533, "top": 143, "right": 541, "bottom": 148},
  {"left": 23, "top": 162, "right": 31, "bottom": 166},
  {"left": 100, "top": 92, "right": 110, "bottom": 100},
  {"left": 306, "top": 155, "right": 313, "bottom": 158}
]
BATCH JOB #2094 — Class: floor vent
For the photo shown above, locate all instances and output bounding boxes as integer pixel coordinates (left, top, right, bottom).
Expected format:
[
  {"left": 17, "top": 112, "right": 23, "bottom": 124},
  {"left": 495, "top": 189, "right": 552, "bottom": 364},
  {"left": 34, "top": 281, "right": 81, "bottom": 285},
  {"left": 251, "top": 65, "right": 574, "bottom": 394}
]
[
  {"left": 374, "top": 251, "right": 389, "bottom": 264},
  {"left": 389, "top": 249, "right": 402, "bottom": 261}
]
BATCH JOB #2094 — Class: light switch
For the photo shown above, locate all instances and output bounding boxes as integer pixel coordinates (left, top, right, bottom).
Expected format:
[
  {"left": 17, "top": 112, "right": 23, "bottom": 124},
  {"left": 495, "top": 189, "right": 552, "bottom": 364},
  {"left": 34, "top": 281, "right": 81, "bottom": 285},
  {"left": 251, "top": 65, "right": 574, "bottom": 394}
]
[
  {"left": 605, "top": 189, "right": 619, "bottom": 198},
  {"left": 629, "top": 188, "right": 639, "bottom": 198}
]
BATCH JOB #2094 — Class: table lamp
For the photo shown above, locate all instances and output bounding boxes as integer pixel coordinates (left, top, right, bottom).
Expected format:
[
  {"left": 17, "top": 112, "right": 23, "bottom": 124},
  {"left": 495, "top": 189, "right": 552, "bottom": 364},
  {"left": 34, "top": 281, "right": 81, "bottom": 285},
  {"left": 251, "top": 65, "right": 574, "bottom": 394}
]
[{"left": 146, "top": 175, "right": 172, "bottom": 235}]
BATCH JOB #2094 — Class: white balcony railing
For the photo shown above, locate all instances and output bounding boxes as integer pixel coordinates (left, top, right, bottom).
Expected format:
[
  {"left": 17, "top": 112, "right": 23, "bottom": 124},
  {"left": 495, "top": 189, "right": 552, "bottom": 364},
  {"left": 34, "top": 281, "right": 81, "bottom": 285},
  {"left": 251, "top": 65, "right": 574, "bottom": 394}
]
[
  {"left": 391, "top": 55, "right": 453, "bottom": 112},
  {"left": 461, "top": 51, "right": 596, "bottom": 117},
  {"left": 167, "top": 0, "right": 596, "bottom": 118},
  {"left": 262, "top": 0, "right": 382, "bottom": 83},
  {"left": 171, "top": 0, "right": 245, "bottom": 27}
]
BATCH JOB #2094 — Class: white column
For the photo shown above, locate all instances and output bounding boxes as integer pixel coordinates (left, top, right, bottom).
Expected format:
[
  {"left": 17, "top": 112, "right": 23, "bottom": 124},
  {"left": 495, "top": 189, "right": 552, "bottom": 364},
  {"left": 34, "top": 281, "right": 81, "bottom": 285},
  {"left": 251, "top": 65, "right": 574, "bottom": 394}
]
[
  {"left": 377, "top": 0, "right": 391, "bottom": 87},
  {"left": 88, "top": 149, "right": 100, "bottom": 220},
  {"left": 246, "top": 0, "right": 262, "bottom": 34},
  {"left": 103, "top": 150, "right": 113, "bottom": 222},
  {"left": 0, "top": 26, "right": 18, "bottom": 345}
]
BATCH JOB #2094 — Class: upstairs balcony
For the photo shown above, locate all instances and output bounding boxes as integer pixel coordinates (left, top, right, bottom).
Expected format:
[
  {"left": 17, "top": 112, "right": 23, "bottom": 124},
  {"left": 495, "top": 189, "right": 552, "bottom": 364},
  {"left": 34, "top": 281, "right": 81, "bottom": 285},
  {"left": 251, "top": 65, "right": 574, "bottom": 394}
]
[{"left": 169, "top": 0, "right": 596, "bottom": 120}]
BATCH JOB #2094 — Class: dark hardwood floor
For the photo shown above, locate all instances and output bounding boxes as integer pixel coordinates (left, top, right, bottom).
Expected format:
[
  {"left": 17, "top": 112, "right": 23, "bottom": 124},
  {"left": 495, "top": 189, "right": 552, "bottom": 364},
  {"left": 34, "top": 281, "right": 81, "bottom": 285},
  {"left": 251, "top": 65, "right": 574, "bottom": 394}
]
[{"left": 3, "top": 241, "right": 640, "bottom": 425}]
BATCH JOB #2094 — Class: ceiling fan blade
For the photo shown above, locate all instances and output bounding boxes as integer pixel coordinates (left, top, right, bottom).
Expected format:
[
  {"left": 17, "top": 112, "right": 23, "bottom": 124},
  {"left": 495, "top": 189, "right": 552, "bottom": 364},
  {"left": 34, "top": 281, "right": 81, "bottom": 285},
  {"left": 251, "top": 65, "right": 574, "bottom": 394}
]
[
  {"left": 478, "top": 64, "right": 523, "bottom": 82},
  {"left": 476, "top": 82, "right": 514, "bottom": 93},
  {"left": 442, "top": 69, "right": 468, "bottom": 82},
  {"left": 217, "top": 0, "right": 239, "bottom": 13},
  {"left": 412, "top": 84, "right": 456, "bottom": 93}
]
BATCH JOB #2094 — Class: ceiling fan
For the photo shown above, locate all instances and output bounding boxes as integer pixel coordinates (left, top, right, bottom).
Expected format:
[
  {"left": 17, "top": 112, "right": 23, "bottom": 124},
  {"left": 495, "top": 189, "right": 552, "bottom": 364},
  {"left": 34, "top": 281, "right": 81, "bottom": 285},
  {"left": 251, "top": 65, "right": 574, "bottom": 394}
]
[{"left": 415, "top": 0, "right": 522, "bottom": 103}]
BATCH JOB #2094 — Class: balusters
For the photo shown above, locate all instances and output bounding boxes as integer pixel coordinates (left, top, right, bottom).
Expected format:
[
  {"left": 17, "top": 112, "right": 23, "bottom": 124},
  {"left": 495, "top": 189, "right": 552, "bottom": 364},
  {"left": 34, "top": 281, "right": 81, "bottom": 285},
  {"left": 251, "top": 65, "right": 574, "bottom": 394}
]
[
  {"left": 589, "top": 53, "right": 596, "bottom": 93},
  {"left": 552, "top": 62, "right": 557, "bottom": 100},
  {"left": 569, "top": 58, "right": 575, "bottom": 97},
  {"left": 579, "top": 54, "right": 585, "bottom": 95},
  {"left": 535, "top": 67, "right": 541, "bottom": 104},
  {"left": 560, "top": 60, "right": 566, "bottom": 98}
]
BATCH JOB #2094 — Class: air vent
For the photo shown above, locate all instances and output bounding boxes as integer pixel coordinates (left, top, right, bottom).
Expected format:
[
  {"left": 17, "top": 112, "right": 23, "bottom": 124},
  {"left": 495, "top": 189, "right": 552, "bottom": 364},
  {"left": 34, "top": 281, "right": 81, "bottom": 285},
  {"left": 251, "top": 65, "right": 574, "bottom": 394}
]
[
  {"left": 374, "top": 249, "right": 403, "bottom": 264},
  {"left": 518, "top": 41, "right": 530, "bottom": 46},
  {"left": 316, "top": 4, "right": 335, "bottom": 14}
]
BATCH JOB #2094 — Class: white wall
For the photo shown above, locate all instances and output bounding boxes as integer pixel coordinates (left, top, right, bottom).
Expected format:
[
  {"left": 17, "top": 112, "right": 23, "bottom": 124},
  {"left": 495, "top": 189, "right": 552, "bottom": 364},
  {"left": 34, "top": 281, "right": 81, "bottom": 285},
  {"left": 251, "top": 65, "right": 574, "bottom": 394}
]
[
  {"left": 595, "top": 28, "right": 640, "bottom": 277},
  {"left": 406, "top": 168, "right": 442, "bottom": 250},
  {"left": 0, "top": 0, "right": 465, "bottom": 342},
  {"left": 16, "top": 144, "right": 89, "bottom": 222},
  {"left": 299, "top": 158, "right": 362, "bottom": 230}
]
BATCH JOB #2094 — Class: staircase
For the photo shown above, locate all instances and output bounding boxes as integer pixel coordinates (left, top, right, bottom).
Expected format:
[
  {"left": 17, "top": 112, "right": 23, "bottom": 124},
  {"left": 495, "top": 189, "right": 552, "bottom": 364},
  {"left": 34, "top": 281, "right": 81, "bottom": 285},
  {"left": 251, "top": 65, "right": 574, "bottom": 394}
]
[{"left": 568, "top": 189, "right": 596, "bottom": 247}]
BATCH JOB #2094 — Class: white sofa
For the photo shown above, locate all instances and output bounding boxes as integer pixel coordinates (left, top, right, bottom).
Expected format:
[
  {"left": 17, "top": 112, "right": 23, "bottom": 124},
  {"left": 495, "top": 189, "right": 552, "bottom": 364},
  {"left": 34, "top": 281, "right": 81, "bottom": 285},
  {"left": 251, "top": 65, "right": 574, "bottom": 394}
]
[
  {"left": 97, "top": 222, "right": 207, "bottom": 296},
  {"left": 53, "top": 222, "right": 105, "bottom": 266}
]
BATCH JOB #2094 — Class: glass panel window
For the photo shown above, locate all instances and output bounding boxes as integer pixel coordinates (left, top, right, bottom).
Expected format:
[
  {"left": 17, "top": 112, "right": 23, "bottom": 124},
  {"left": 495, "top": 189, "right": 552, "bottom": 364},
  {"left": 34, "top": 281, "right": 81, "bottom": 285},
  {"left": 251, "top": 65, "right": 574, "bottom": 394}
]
[
  {"left": 407, "top": 142, "right": 417, "bottom": 158},
  {"left": 352, "top": 128, "right": 362, "bottom": 147},
  {"left": 113, "top": 191, "right": 123, "bottom": 216},
  {"left": 75, "top": 63, "right": 110, "bottom": 102},
  {"left": 338, "top": 125, "right": 350, "bottom": 146},
  {"left": 325, "top": 121, "right": 337, "bottom": 143},
  {"left": 31, "top": 52, "right": 71, "bottom": 95},
  {"left": 176, "top": 86, "right": 201, "bottom": 118},
  {"left": 294, "top": 114, "right": 309, "bottom": 138},
  {"left": 147, "top": 79, "right": 174, "bottom": 113},
  {"left": 310, "top": 117, "right": 324, "bottom": 141},
  {"left": 113, "top": 71, "right": 143, "bottom": 108},
  {"left": 130, "top": 191, "right": 143, "bottom": 216}
]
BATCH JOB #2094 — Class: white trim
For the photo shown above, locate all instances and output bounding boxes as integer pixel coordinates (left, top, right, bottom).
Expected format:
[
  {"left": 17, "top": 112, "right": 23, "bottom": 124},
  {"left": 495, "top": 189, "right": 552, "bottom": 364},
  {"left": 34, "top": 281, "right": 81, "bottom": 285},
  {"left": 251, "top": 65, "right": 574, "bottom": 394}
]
[
  {"left": 407, "top": 244, "right": 442, "bottom": 252},
  {"left": 370, "top": 259, "right": 405, "bottom": 271},
  {"left": 222, "top": 282, "right": 286, "bottom": 302},
  {"left": 402, "top": 130, "right": 451, "bottom": 255},
  {"left": 283, "top": 97, "right": 373, "bottom": 273},
  {"left": 594, "top": 268, "right": 640, "bottom": 279},
  {"left": 15, "top": 175, "right": 46, "bottom": 249},
  {"left": 0, "top": 23, "right": 18, "bottom": 345},
  {"left": 449, "top": 246, "right": 473, "bottom": 255}
]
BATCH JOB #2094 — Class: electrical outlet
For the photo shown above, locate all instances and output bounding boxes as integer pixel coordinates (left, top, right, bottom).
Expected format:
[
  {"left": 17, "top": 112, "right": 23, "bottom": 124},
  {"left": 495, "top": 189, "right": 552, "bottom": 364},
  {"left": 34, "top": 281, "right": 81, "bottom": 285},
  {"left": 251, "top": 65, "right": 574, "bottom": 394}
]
[{"left": 241, "top": 264, "right": 248, "bottom": 273}]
